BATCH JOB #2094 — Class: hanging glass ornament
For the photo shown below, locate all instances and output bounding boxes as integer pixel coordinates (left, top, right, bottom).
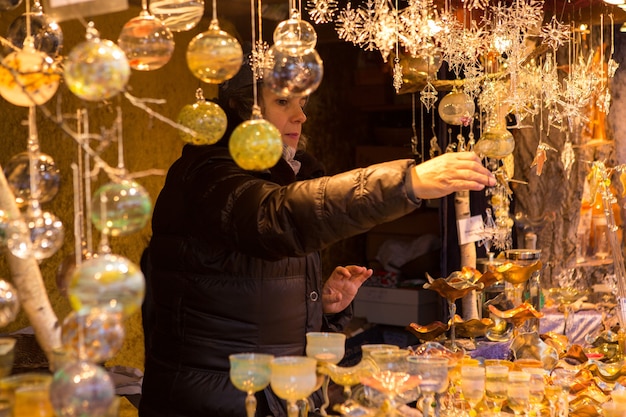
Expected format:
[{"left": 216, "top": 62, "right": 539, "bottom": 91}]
[
  {"left": 117, "top": 8, "right": 175, "bottom": 71},
  {"left": 149, "top": 0, "right": 204, "bottom": 32},
  {"left": 398, "top": 49, "right": 442, "bottom": 84},
  {"left": 90, "top": 180, "right": 152, "bottom": 237},
  {"left": 187, "top": 19, "right": 243, "bottom": 84},
  {"left": 3, "top": 151, "right": 60, "bottom": 207},
  {"left": 5, "top": 204, "right": 64, "bottom": 260},
  {"left": 63, "top": 23, "right": 130, "bottom": 102},
  {"left": 0, "top": 209, "right": 9, "bottom": 246},
  {"left": 177, "top": 88, "right": 227, "bottom": 145},
  {"left": 0, "top": 279, "right": 20, "bottom": 327},
  {"left": 61, "top": 307, "right": 124, "bottom": 363},
  {"left": 49, "top": 361, "right": 115, "bottom": 417},
  {"left": 68, "top": 253, "right": 145, "bottom": 317},
  {"left": 5, "top": 1, "right": 63, "bottom": 57},
  {"left": 263, "top": 45, "right": 323, "bottom": 97},
  {"left": 474, "top": 107, "right": 515, "bottom": 159},
  {"left": 0, "top": 0, "right": 21, "bottom": 11},
  {"left": 438, "top": 89, "right": 475, "bottom": 126},
  {"left": 229, "top": 108, "right": 282, "bottom": 171},
  {"left": 0, "top": 40, "right": 59, "bottom": 107},
  {"left": 273, "top": 9, "right": 317, "bottom": 55}
]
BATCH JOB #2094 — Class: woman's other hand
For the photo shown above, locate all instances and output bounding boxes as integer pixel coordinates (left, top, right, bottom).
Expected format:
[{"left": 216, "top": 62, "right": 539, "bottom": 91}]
[
  {"left": 322, "top": 265, "right": 373, "bottom": 314},
  {"left": 411, "top": 151, "right": 496, "bottom": 200}
]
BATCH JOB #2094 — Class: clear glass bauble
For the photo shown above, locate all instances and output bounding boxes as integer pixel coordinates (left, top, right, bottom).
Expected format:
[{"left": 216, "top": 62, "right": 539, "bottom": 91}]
[
  {"left": 263, "top": 46, "right": 323, "bottom": 97},
  {"left": 3, "top": 151, "right": 60, "bottom": 207},
  {"left": 0, "top": 43, "right": 59, "bottom": 106},
  {"left": 177, "top": 99, "right": 227, "bottom": 145},
  {"left": 474, "top": 110, "right": 515, "bottom": 159},
  {"left": 0, "top": 0, "right": 21, "bottom": 11},
  {"left": 398, "top": 49, "right": 442, "bottom": 83},
  {"left": 0, "top": 209, "right": 9, "bottom": 246},
  {"left": 90, "top": 180, "right": 152, "bottom": 237},
  {"left": 5, "top": 10, "right": 63, "bottom": 56},
  {"left": 5, "top": 208, "right": 64, "bottom": 260},
  {"left": 63, "top": 36, "right": 130, "bottom": 101},
  {"left": 273, "top": 10, "right": 317, "bottom": 55},
  {"left": 50, "top": 361, "right": 115, "bottom": 417},
  {"left": 186, "top": 21, "right": 243, "bottom": 84},
  {"left": 438, "top": 90, "right": 475, "bottom": 126},
  {"left": 61, "top": 307, "right": 125, "bottom": 363},
  {"left": 117, "top": 10, "right": 175, "bottom": 71},
  {"left": 229, "top": 118, "right": 282, "bottom": 171},
  {"left": 67, "top": 253, "right": 145, "bottom": 317},
  {"left": 0, "top": 279, "right": 20, "bottom": 327},
  {"left": 149, "top": 0, "right": 204, "bottom": 32}
]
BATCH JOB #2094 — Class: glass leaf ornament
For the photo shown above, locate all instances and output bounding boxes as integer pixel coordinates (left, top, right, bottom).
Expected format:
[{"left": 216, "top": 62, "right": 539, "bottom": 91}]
[
  {"left": 5, "top": 2, "right": 63, "bottom": 57},
  {"left": 273, "top": 9, "right": 318, "bottom": 55},
  {"left": 5, "top": 207, "right": 64, "bottom": 260},
  {"left": 49, "top": 361, "right": 115, "bottom": 417},
  {"left": 0, "top": 40, "right": 59, "bottom": 107},
  {"left": 3, "top": 151, "right": 60, "bottom": 207},
  {"left": 117, "top": 9, "right": 175, "bottom": 71},
  {"left": 149, "top": 0, "right": 204, "bottom": 32},
  {"left": 67, "top": 253, "right": 145, "bottom": 317},
  {"left": 438, "top": 89, "right": 475, "bottom": 126},
  {"left": 229, "top": 111, "right": 282, "bottom": 171},
  {"left": 177, "top": 88, "right": 227, "bottom": 145},
  {"left": 186, "top": 19, "right": 243, "bottom": 84},
  {"left": 0, "top": 0, "right": 21, "bottom": 11},
  {"left": 90, "top": 180, "right": 152, "bottom": 237},
  {"left": 0, "top": 279, "right": 20, "bottom": 327},
  {"left": 61, "top": 307, "right": 125, "bottom": 363},
  {"left": 63, "top": 24, "right": 130, "bottom": 102},
  {"left": 263, "top": 45, "right": 324, "bottom": 97}
]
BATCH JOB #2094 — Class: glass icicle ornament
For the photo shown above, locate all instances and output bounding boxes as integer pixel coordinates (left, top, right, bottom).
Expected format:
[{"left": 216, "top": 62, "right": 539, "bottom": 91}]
[
  {"left": 117, "top": 2, "right": 175, "bottom": 71},
  {"left": 229, "top": 106, "right": 283, "bottom": 171},
  {"left": 63, "top": 22, "right": 130, "bottom": 102},
  {"left": 273, "top": 9, "right": 318, "bottom": 55},
  {"left": 187, "top": 18, "right": 243, "bottom": 84},
  {"left": 149, "top": 0, "right": 204, "bottom": 32},
  {"left": 5, "top": 0, "right": 63, "bottom": 57},
  {"left": 263, "top": 45, "right": 323, "bottom": 97},
  {"left": 177, "top": 88, "right": 227, "bottom": 145}
]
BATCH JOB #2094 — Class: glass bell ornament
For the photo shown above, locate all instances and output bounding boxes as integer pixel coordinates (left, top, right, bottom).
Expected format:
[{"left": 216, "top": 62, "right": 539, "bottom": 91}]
[
  {"left": 61, "top": 307, "right": 124, "bottom": 363},
  {"left": 0, "top": 0, "right": 21, "bottom": 11},
  {"left": 117, "top": 9, "right": 175, "bottom": 71},
  {"left": 50, "top": 361, "right": 115, "bottom": 417},
  {"left": 3, "top": 151, "right": 60, "bottom": 207},
  {"left": 67, "top": 253, "right": 145, "bottom": 317},
  {"left": 438, "top": 89, "right": 475, "bottom": 126},
  {"left": 273, "top": 9, "right": 317, "bottom": 55},
  {"left": 63, "top": 24, "right": 130, "bottom": 102},
  {"left": 5, "top": 1, "right": 63, "bottom": 57},
  {"left": 229, "top": 109, "right": 282, "bottom": 171},
  {"left": 186, "top": 19, "right": 243, "bottom": 84},
  {"left": 5, "top": 205, "right": 64, "bottom": 260},
  {"left": 149, "top": 0, "right": 204, "bottom": 32},
  {"left": 0, "top": 279, "right": 20, "bottom": 327},
  {"left": 263, "top": 45, "right": 323, "bottom": 97},
  {"left": 177, "top": 89, "right": 227, "bottom": 145},
  {"left": 90, "top": 180, "right": 152, "bottom": 237},
  {"left": 0, "top": 39, "right": 59, "bottom": 107},
  {"left": 474, "top": 106, "right": 515, "bottom": 159}
]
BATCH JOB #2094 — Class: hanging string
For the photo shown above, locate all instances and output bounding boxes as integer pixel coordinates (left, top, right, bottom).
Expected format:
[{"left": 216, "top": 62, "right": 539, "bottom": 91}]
[
  {"left": 212, "top": 0, "right": 217, "bottom": 22},
  {"left": 250, "top": 0, "right": 260, "bottom": 115}
]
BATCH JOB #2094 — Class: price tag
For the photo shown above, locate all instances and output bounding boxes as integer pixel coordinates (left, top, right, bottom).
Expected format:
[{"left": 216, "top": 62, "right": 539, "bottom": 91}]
[
  {"left": 42, "top": 0, "right": 128, "bottom": 21},
  {"left": 457, "top": 215, "right": 484, "bottom": 246}
]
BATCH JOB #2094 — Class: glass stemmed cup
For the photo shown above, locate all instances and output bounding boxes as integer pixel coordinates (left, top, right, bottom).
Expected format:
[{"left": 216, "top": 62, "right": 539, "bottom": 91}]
[
  {"left": 523, "top": 368, "right": 546, "bottom": 417},
  {"left": 460, "top": 366, "right": 485, "bottom": 417},
  {"left": 305, "top": 332, "right": 346, "bottom": 416},
  {"left": 485, "top": 365, "right": 509, "bottom": 417},
  {"left": 229, "top": 353, "right": 274, "bottom": 417},
  {"left": 407, "top": 356, "right": 449, "bottom": 417},
  {"left": 270, "top": 356, "right": 318, "bottom": 417},
  {"left": 507, "top": 371, "right": 531, "bottom": 417},
  {"left": 544, "top": 382, "right": 562, "bottom": 417}
]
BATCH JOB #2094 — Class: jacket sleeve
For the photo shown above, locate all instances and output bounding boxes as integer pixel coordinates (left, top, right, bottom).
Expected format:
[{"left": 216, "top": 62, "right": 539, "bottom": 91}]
[{"left": 187, "top": 157, "right": 420, "bottom": 260}]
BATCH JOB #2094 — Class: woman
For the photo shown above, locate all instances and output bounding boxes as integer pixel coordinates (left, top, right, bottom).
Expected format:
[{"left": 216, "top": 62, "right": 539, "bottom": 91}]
[{"left": 139, "top": 65, "right": 495, "bottom": 417}]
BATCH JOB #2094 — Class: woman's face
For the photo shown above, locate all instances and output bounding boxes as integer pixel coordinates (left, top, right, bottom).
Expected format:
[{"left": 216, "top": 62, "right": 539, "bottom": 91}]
[{"left": 261, "top": 86, "right": 308, "bottom": 149}]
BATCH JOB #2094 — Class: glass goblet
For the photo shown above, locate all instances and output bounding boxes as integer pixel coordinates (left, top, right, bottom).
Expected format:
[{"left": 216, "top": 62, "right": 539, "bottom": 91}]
[
  {"left": 305, "top": 332, "right": 346, "bottom": 416},
  {"left": 270, "top": 356, "right": 318, "bottom": 417},
  {"left": 507, "top": 371, "right": 531, "bottom": 417},
  {"left": 407, "top": 356, "right": 449, "bottom": 417},
  {"left": 523, "top": 368, "right": 546, "bottom": 417},
  {"left": 229, "top": 353, "right": 274, "bottom": 417},
  {"left": 460, "top": 365, "right": 485, "bottom": 417},
  {"left": 544, "top": 383, "right": 561, "bottom": 417},
  {"left": 485, "top": 365, "right": 509, "bottom": 417}
]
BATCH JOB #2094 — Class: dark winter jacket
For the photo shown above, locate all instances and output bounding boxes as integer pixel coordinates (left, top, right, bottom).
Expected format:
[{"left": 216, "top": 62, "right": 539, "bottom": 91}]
[{"left": 139, "top": 144, "right": 420, "bottom": 417}]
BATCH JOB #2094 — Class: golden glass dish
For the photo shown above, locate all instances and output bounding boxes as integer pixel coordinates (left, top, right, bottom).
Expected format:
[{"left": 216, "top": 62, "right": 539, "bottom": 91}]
[
  {"left": 453, "top": 315, "right": 494, "bottom": 339},
  {"left": 406, "top": 321, "right": 448, "bottom": 342},
  {"left": 488, "top": 302, "right": 544, "bottom": 329}
]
